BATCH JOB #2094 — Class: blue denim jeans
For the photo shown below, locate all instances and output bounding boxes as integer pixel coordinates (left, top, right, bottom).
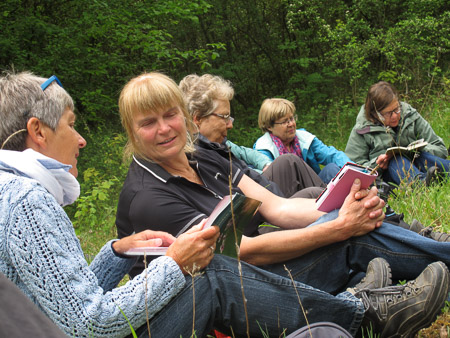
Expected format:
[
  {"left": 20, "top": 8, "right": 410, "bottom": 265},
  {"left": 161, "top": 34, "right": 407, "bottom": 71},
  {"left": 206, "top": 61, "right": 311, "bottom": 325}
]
[
  {"left": 386, "top": 151, "right": 450, "bottom": 184},
  {"left": 318, "top": 163, "right": 340, "bottom": 184},
  {"left": 263, "top": 210, "right": 450, "bottom": 295},
  {"left": 138, "top": 255, "right": 364, "bottom": 337}
]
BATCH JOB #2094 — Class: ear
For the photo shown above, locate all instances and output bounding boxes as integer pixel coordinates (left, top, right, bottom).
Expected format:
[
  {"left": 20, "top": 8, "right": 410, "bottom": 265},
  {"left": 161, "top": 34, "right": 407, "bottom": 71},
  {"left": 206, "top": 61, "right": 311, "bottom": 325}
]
[
  {"left": 25, "top": 117, "right": 51, "bottom": 150},
  {"left": 193, "top": 114, "right": 202, "bottom": 126}
]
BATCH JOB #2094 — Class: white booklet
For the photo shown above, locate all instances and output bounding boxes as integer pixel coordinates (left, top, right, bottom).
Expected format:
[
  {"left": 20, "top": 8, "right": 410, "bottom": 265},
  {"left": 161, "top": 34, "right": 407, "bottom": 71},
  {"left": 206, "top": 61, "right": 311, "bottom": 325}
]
[
  {"left": 385, "top": 139, "right": 428, "bottom": 157},
  {"left": 122, "top": 246, "right": 169, "bottom": 256}
]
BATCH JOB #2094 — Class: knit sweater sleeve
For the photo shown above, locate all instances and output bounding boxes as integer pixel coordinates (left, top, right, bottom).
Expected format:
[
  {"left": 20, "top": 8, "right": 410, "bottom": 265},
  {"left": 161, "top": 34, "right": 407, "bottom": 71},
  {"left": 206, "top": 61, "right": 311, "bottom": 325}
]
[{"left": 5, "top": 180, "right": 185, "bottom": 337}]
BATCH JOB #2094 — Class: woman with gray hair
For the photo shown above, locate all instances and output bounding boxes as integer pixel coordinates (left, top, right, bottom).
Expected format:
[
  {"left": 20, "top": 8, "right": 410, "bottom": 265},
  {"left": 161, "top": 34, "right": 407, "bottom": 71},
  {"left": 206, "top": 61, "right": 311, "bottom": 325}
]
[{"left": 179, "top": 73, "right": 325, "bottom": 199}]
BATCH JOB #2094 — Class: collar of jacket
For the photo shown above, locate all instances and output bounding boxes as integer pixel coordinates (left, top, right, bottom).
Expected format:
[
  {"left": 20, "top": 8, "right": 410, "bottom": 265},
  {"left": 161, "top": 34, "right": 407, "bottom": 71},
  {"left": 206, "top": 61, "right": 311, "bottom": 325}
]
[
  {"left": 132, "top": 155, "right": 199, "bottom": 184},
  {"left": 196, "top": 133, "right": 230, "bottom": 154}
]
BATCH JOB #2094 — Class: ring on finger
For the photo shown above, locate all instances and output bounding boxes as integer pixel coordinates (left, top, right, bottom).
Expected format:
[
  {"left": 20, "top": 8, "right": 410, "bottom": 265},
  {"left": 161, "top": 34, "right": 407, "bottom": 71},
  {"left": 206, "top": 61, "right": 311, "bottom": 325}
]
[{"left": 209, "top": 246, "right": 215, "bottom": 255}]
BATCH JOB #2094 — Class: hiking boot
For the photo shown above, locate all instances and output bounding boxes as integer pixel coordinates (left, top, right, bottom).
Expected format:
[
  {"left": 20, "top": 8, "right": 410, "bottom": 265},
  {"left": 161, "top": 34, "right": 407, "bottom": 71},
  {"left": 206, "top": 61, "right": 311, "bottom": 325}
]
[
  {"left": 425, "top": 166, "right": 447, "bottom": 186},
  {"left": 356, "top": 261, "right": 449, "bottom": 338},
  {"left": 410, "top": 219, "right": 450, "bottom": 242},
  {"left": 347, "top": 258, "right": 392, "bottom": 295},
  {"left": 377, "top": 181, "right": 397, "bottom": 203}
]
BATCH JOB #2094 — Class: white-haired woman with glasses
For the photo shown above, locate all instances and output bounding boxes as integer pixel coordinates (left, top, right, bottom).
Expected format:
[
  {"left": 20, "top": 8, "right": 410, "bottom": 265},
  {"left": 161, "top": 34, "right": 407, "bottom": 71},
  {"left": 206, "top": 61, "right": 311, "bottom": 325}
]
[
  {"left": 254, "top": 98, "right": 352, "bottom": 183},
  {"left": 345, "top": 81, "right": 449, "bottom": 185},
  {"left": 179, "top": 74, "right": 326, "bottom": 200}
]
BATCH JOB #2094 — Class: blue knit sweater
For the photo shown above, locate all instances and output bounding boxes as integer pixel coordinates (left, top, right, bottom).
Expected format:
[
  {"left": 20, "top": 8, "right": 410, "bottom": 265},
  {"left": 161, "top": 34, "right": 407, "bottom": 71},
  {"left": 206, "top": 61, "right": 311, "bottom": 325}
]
[{"left": 0, "top": 171, "right": 185, "bottom": 337}]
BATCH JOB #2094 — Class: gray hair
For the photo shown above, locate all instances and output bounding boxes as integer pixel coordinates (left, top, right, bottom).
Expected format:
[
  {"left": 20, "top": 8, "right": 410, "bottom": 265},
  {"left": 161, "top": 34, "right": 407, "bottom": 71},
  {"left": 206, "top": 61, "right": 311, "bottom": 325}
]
[
  {"left": 0, "top": 71, "right": 74, "bottom": 150},
  {"left": 179, "top": 74, "right": 234, "bottom": 119}
]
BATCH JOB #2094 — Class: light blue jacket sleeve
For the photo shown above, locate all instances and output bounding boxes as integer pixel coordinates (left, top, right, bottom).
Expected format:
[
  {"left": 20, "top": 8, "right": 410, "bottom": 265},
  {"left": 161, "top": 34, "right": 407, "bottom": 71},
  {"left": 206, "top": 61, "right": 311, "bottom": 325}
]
[
  {"left": 309, "top": 138, "right": 353, "bottom": 168},
  {"left": 255, "top": 148, "right": 275, "bottom": 161},
  {"left": 226, "top": 140, "right": 272, "bottom": 171}
]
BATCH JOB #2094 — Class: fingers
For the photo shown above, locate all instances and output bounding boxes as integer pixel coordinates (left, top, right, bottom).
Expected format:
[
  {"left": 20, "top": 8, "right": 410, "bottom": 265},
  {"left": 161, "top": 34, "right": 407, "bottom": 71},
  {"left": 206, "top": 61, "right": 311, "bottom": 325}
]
[
  {"left": 166, "top": 227, "right": 219, "bottom": 275},
  {"left": 137, "top": 230, "right": 175, "bottom": 241},
  {"left": 113, "top": 231, "right": 176, "bottom": 254},
  {"left": 376, "top": 154, "right": 391, "bottom": 169},
  {"left": 349, "top": 178, "right": 361, "bottom": 196},
  {"left": 342, "top": 178, "right": 362, "bottom": 205},
  {"left": 186, "top": 218, "right": 209, "bottom": 234}
]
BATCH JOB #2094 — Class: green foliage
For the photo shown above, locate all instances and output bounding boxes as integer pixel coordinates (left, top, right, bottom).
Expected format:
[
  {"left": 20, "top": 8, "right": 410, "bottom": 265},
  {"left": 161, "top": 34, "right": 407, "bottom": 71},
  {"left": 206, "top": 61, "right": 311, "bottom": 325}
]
[
  {"left": 67, "top": 131, "right": 129, "bottom": 232},
  {"left": 0, "top": 0, "right": 223, "bottom": 126},
  {"left": 2, "top": 0, "right": 448, "bottom": 130},
  {"left": 73, "top": 169, "right": 118, "bottom": 230}
]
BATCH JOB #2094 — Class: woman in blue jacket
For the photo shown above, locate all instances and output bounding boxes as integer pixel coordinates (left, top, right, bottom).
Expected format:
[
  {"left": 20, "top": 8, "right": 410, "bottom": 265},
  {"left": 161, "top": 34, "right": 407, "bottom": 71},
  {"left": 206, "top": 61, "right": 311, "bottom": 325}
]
[{"left": 254, "top": 98, "right": 351, "bottom": 183}]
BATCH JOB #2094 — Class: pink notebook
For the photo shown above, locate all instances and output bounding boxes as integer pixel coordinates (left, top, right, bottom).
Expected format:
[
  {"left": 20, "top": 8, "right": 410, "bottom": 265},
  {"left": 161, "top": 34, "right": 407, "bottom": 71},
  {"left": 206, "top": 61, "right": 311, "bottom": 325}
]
[{"left": 315, "top": 163, "right": 377, "bottom": 212}]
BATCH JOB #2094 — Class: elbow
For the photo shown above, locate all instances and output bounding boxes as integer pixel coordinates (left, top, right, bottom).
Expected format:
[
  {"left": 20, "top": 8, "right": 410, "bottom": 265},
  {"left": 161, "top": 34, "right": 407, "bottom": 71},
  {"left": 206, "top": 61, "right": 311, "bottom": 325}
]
[{"left": 239, "top": 245, "right": 261, "bottom": 265}]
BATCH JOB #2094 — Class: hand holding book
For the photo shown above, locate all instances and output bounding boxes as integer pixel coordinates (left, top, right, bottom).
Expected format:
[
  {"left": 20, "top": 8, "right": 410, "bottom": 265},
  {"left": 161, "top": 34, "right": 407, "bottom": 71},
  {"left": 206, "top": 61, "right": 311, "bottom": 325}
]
[
  {"left": 372, "top": 139, "right": 429, "bottom": 173},
  {"left": 315, "top": 163, "right": 378, "bottom": 212},
  {"left": 123, "top": 193, "right": 261, "bottom": 258},
  {"left": 384, "top": 139, "right": 428, "bottom": 157}
]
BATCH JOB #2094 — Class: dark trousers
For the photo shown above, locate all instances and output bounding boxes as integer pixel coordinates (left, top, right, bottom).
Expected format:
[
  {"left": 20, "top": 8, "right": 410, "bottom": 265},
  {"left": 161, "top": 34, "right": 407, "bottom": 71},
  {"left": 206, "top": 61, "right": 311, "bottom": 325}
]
[{"left": 263, "top": 154, "right": 326, "bottom": 199}]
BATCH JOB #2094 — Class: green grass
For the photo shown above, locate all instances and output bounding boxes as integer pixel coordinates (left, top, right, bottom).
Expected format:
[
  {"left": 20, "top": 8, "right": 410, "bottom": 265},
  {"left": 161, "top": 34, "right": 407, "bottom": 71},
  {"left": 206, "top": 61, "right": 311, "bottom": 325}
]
[{"left": 389, "top": 177, "right": 450, "bottom": 233}]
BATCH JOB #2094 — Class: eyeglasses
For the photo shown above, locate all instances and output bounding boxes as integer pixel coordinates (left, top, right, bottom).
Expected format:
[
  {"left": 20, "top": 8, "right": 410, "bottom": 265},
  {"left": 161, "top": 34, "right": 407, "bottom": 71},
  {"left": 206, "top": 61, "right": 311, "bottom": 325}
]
[
  {"left": 212, "top": 113, "right": 234, "bottom": 123},
  {"left": 273, "top": 115, "right": 297, "bottom": 126},
  {"left": 41, "top": 75, "right": 63, "bottom": 91},
  {"left": 380, "top": 105, "right": 401, "bottom": 118}
]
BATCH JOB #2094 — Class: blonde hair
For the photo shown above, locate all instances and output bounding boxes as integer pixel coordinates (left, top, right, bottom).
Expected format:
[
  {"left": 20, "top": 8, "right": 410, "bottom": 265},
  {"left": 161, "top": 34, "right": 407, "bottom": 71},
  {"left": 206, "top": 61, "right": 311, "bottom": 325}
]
[
  {"left": 258, "top": 98, "right": 296, "bottom": 132},
  {"left": 118, "top": 72, "right": 197, "bottom": 160}
]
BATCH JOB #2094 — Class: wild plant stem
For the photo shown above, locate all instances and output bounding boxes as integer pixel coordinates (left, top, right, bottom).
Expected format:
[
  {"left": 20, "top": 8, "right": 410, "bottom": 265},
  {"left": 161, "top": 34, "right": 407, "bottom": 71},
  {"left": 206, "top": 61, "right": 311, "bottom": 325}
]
[
  {"left": 284, "top": 265, "right": 311, "bottom": 338},
  {"left": 144, "top": 253, "right": 151, "bottom": 338},
  {"left": 228, "top": 150, "right": 250, "bottom": 337}
]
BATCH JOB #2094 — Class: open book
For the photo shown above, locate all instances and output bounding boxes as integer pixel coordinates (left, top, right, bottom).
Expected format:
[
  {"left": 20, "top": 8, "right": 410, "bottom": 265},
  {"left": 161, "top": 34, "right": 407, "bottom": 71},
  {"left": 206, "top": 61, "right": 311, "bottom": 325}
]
[
  {"left": 203, "top": 193, "right": 262, "bottom": 257},
  {"left": 385, "top": 139, "right": 428, "bottom": 157},
  {"left": 123, "top": 193, "right": 261, "bottom": 258},
  {"left": 315, "top": 162, "right": 378, "bottom": 212}
]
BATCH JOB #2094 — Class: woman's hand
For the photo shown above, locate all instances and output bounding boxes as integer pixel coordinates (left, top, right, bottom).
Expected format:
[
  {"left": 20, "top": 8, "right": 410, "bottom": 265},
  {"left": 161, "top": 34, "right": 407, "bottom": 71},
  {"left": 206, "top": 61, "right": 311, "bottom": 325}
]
[
  {"left": 166, "top": 220, "right": 220, "bottom": 275},
  {"left": 337, "top": 179, "right": 385, "bottom": 239},
  {"left": 112, "top": 230, "right": 176, "bottom": 254},
  {"left": 376, "top": 154, "right": 392, "bottom": 169}
]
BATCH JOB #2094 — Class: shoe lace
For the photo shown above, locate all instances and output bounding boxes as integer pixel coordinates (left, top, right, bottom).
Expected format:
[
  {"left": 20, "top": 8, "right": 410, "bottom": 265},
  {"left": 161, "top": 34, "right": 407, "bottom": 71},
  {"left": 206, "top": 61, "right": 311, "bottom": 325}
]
[
  {"left": 356, "top": 283, "right": 420, "bottom": 311},
  {"left": 419, "top": 227, "right": 433, "bottom": 237}
]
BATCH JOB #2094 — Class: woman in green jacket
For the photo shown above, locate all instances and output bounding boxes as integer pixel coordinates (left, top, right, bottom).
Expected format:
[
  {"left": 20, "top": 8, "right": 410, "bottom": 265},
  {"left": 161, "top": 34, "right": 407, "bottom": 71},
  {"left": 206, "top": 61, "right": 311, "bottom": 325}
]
[{"left": 345, "top": 81, "right": 448, "bottom": 185}]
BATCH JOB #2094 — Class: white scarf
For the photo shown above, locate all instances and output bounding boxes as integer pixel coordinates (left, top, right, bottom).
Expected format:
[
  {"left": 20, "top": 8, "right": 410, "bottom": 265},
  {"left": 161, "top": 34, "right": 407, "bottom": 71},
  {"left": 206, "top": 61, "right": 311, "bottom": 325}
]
[{"left": 0, "top": 149, "right": 80, "bottom": 206}]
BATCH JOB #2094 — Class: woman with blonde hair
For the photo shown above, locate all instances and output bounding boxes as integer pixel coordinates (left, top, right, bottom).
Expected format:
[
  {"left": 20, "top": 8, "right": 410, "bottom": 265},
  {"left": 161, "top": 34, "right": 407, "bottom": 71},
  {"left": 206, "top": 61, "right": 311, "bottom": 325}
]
[{"left": 255, "top": 98, "right": 352, "bottom": 183}]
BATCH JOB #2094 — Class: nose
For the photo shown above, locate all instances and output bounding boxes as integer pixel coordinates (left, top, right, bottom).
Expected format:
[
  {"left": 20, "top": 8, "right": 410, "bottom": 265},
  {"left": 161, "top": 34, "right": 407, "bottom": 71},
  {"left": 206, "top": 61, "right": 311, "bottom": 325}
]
[
  {"left": 78, "top": 133, "right": 87, "bottom": 148},
  {"left": 226, "top": 119, "right": 233, "bottom": 129},
  {"left": 157, "top": 120, "right": 171, "bottom": 134}
]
